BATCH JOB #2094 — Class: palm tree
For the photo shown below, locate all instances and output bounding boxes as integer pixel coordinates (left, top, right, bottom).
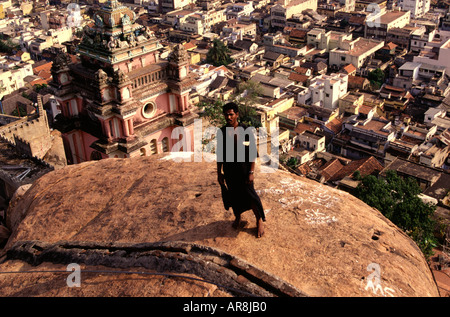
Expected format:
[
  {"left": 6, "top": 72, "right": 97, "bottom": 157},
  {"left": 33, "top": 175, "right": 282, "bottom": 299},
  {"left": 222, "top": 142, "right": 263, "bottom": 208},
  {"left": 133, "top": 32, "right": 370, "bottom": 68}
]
[{"left": 206, "top": 39, "right": 234, "bottom": 67}]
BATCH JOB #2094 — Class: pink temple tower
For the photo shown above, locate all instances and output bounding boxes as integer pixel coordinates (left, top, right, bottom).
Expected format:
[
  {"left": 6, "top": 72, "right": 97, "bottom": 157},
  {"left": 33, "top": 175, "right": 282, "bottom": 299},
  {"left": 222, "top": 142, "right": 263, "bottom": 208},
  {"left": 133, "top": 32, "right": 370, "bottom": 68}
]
[{"left": 50, "top": 0, "right": 197, "bottom": 163}]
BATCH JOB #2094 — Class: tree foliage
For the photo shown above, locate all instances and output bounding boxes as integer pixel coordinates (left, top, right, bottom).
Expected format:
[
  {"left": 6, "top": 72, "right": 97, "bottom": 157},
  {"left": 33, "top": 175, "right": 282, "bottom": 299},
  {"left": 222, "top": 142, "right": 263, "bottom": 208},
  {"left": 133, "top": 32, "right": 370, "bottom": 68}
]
[
  {"left": 367, "top": 68, "right": 385, "bottom": 90},
  {"left": 195, "top": 98, "right": 226, "bottom": 127},
  {"left": 0, "top": 38, "right": 19, "bottom": 54},
  {"left": 196, "top": 80, "right": 263, "bottom": 128},
  {"left": 354, "top": 170, "right": 437, "bottom": 257},
  {"left": 286, "top": 157, "right": 299, "bottom": 169},
  {"left": 206, "top": 39, "right": 234, "bottom": 67},
  {"left": 231, "top": 80, "right": 263, "bottom": 128}
]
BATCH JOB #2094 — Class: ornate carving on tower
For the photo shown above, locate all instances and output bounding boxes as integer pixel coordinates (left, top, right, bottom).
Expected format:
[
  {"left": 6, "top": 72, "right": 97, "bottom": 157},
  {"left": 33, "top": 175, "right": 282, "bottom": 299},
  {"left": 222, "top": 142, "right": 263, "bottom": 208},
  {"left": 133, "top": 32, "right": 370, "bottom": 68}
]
[
  {"left": 166, "top": 44, "right": 196, "bottom": 116},
  {"left": 112, "top": 68, "right": 132, "bottom": 103},
  {"left": 168, "top": 44, "right": 189, "bottom": 64},
  {"left": 168, "top": 44, "right": 190, "bottom": 81},
  {"left": 94, "top": 69, "right": 109, "bottom": 87},
  {"left": 51, "top": 52, "right": 72, "bottom": 87}
]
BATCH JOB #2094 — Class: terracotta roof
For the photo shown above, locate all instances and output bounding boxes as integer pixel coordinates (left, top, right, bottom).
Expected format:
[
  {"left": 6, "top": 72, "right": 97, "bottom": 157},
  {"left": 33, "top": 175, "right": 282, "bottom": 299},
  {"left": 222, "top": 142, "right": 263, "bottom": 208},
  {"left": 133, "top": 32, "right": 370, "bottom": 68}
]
[
  {"left": 294, "top": 122, "right": 321, "bottom": 134},
  {"left": 348, "top": 16, "right": 365, "bottom": 25},
  {"left": 183, "top": 41, "right": 197, "bottom": 50},
  {"left": 289, "top": 28, "right": 307, "bottom": 39},
  {"left": 348, "top": 75, "right": 368, "bottom": 85},
  {"left": 341, "top": 64, "right": 356, "bottom": 74},
  {"left": 383, "top": 42, "right": 397, "bottom": 50},
  {"left": 288, "top": 72, "right": 309, "bottom": 83},
  {"left": 33, "top": 61, "right": 52, "bottom": 73},
  {"left": 319, "top": 158, "right": 344, "bottom": 182},
  {"left": 30, "top": 78, "right": 49, "bottom": 86},
  {"left": 325, "top": 117, "right": 343, "bottom": 135},
  {"left": 293, "top": 66, "right": 311, "bottom": 75},
  {"left": 329, "top": 156, "right": 383, "bottom": 182},
  {"left": 359, "top": 105, "right": 375, "bottom": 114},
  {"left": 33, "top": 62, "right": 53, "bottom": 83}
]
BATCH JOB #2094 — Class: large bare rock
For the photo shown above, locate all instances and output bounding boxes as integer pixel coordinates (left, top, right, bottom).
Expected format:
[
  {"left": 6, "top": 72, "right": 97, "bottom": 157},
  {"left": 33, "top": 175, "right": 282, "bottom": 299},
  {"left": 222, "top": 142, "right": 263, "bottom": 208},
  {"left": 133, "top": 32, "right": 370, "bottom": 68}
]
[{"left": 0, "top": 154, "right": 440, "bottom": 297}]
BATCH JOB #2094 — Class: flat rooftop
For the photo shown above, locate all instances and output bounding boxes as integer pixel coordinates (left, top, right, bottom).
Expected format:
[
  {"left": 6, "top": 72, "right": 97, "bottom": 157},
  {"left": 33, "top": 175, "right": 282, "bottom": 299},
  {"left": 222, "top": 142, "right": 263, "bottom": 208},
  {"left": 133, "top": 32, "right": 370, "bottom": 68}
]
[
  {"left": 333, "top": 38, "right": 384, "bottom": 57},
  {"left": 347, "top": 38, "right": 384, "bottom": 56},
  {"left": 382, "top": 157, "right": 442, "bottom": 184},
  {"left": 355, "top": 119, "right": 391, "bottom": 136},
  {"left": 379, "top": 10, "right": 410, "bottom": 24},
  {"left": 279, "top": 106, "right": 308, "bottom": 119}
]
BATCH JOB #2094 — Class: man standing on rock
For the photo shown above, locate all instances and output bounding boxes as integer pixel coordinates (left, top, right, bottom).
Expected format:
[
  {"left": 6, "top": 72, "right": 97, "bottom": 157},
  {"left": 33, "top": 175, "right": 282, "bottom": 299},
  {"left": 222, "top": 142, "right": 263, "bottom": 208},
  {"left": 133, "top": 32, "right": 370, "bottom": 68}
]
[{"left": 217, "top": 102, "right": 266, "bottom": 238}]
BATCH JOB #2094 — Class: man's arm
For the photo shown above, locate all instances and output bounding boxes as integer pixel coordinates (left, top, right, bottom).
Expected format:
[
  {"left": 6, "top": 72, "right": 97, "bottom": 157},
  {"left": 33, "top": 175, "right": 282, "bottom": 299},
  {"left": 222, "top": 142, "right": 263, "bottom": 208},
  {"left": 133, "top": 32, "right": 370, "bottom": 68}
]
[
  {"left": 217, "top": 162, "right": 225, "bottom": 185},
  {"left": 247, "top": 161, "right": 255, "bottom": 184}
]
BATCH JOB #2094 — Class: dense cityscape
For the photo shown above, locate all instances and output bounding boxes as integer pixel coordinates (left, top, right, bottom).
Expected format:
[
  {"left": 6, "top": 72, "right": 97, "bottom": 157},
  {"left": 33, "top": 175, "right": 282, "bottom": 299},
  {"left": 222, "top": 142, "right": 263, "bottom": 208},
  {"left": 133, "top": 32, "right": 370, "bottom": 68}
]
[{"left": 0, "top": 0, "right": 448, "bottom": 298}]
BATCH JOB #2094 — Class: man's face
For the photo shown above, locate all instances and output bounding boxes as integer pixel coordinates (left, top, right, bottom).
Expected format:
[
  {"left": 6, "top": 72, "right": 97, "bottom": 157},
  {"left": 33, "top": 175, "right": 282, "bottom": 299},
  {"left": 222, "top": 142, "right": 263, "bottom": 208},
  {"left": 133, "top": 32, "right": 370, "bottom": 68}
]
[{"left": 224, "top": 109, "right": 239, "bottom": 126}]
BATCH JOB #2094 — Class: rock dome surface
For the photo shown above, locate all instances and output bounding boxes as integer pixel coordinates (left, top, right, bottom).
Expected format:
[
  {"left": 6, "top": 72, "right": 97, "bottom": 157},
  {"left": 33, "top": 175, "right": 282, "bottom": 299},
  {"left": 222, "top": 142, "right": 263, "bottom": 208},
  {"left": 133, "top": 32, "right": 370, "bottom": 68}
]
[{"left": 0, "top": 153, "right": 440, "bottom": 297}]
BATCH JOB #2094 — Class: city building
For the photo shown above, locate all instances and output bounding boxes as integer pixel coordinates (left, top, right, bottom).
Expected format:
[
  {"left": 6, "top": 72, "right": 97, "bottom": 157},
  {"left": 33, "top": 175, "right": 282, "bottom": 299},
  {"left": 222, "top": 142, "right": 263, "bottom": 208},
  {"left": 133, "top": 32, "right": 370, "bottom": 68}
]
[
  {"left": 159, "top": 0, "right": 196, "bottom": 14},
  {"left": 306, "top": 28, "right": 353, "bottom": 52},
  {"left": 397, "top": 0, "right": 430, "bottom": 18},
  {"left": 365, "top": 9, "right": 411, "bottom": 40},
  {"left": 270, "top": 0, "right": 318, "bottom": 30},
  {"left": 225, "top": 2, "right": 254, "bottom": 21},
  {"left": 329, "top": 37, "right": 385, "bottom": 71},
  {"left": 297, "top": 73, "right": 348, "bottom": 110},
  {"left": 413, "top": 37, "right": 450, "bottom": 75}
]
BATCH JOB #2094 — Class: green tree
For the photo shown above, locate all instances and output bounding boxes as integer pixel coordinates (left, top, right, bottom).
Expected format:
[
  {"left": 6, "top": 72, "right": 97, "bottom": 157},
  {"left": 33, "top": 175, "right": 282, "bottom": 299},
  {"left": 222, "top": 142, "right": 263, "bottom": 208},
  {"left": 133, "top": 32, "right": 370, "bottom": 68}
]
[
  {"left": 354, "top": 170, "right": 437, "bottom": 257},
  {"left": 231, "top": 80, "right": 263, "bottom": 128},
  {"left": 34, "top": 84, "right": 48, "bottom": 93},
  {"left": 206, "top": 39, "right": 234, "bottom": 67},
  {"left": 286, "top": 157, "right": 299, "bottom": 169},
  {"left": 0, "top": 39, "right": 19, "bottom": 54},
  {"left": 367, "top": 68, "right": 385, "bottom": 90},
  {"left": 195, "top": 98, "right": 226, "bottom": 127}
]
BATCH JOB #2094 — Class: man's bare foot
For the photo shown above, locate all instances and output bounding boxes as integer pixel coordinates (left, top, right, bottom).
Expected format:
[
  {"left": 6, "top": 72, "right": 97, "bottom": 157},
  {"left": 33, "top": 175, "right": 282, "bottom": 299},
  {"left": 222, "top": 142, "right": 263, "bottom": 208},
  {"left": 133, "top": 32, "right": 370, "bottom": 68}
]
[
  {"left": 232, "top": 216, "right": 241, "bottom": 229},
  {"left": 256, "top": 218, "right": 264, "bottom": 238}
]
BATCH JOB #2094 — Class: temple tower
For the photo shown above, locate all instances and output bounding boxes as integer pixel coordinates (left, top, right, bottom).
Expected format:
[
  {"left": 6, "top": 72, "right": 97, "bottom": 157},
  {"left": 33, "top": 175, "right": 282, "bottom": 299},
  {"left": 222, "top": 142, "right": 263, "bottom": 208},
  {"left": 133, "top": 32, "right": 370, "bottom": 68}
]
[{"left": 50, "top": 0, "right": 197, "bottom": 163}]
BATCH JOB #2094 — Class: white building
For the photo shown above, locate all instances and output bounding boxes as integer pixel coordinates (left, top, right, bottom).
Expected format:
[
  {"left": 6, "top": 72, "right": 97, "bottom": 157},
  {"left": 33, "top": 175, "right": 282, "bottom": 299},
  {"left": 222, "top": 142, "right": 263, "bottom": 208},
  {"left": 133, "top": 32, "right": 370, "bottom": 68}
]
[
  {"left": 296, "top": 130, "right": 326, "bottom": 152},
  {"left": 297, "top": 73, "right": 348, "bottom": 110},
  {"left": 0, "top": 63, "right": 33, "bottom": 98},
  {"left": 365, "top": 9, "right": 411, "bottom": 40},
  {"left": 306, "top": 28, "right": 353, "bottom": 52},
  {"left": 413, "top": 38, "right": 450, "bottom": 75},
  {"left": 270, "top": 0, "right": 318, "bottom": 29},
  {"left": 329, "top": 37, "right": 385, "bottom": 70},
  {"left": 225, "top": 2, "right": 254, "bottom": 21},
  {"left": 398, "top": 0, "right": 430, "bottom": 18},
  {"left": 179, "top": 13, "right": 205, "bottom": 34},
  {"left": 48, "top": 27, "right": 73, "bottom": 45}
]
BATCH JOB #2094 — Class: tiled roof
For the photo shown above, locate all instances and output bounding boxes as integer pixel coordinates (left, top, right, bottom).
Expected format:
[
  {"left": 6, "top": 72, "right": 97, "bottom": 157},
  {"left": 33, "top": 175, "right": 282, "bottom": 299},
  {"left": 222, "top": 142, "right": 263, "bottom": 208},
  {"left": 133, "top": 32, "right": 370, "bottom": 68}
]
[
  {"left": 288, "top": 72, "right": 309, "bottom": 83},
  {"left": 319, "top": 158, "right": 344, "bottom": 182},
  {"left": 341, "top": 63, "right": 356, "bottom": 74},
  {"left": 325, "top": 117, "right": 343, "bottom": 135},
  {"left": 329, "top": 156, "right": 383, "bottom": 182},
  {"left": 289, "top": 28, "right": 307, "bottom": 39},
  {"left": 348, "top": 75, "right": 368, "bottom": 85}
]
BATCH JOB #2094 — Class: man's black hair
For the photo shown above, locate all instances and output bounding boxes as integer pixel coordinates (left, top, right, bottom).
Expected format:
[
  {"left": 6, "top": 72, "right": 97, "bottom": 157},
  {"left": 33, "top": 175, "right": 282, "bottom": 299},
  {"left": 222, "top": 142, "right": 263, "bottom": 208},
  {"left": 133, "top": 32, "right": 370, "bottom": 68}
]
[{"left": 223, "top": 102, "right": 239, "bottom": 114}]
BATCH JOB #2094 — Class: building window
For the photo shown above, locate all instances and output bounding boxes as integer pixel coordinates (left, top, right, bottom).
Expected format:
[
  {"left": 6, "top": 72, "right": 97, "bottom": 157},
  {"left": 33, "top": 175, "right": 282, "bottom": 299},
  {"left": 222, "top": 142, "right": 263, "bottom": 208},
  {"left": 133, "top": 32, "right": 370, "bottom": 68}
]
[
  {"left": 142, "top": 102, "right": 157, "bottom": 119},
  {"left": 150, "top": 139, "right": 158, "bottom": 155},
  {"left": 162, "top": 137, "right": 170, "bottom": 152}
]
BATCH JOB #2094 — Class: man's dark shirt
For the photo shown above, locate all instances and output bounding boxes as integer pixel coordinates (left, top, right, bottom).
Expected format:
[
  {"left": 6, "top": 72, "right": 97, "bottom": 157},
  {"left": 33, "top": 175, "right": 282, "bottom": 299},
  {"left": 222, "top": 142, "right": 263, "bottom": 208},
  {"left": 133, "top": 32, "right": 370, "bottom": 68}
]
[{"left": 216, "top": 123, "right": 265, "bottom": 221}]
